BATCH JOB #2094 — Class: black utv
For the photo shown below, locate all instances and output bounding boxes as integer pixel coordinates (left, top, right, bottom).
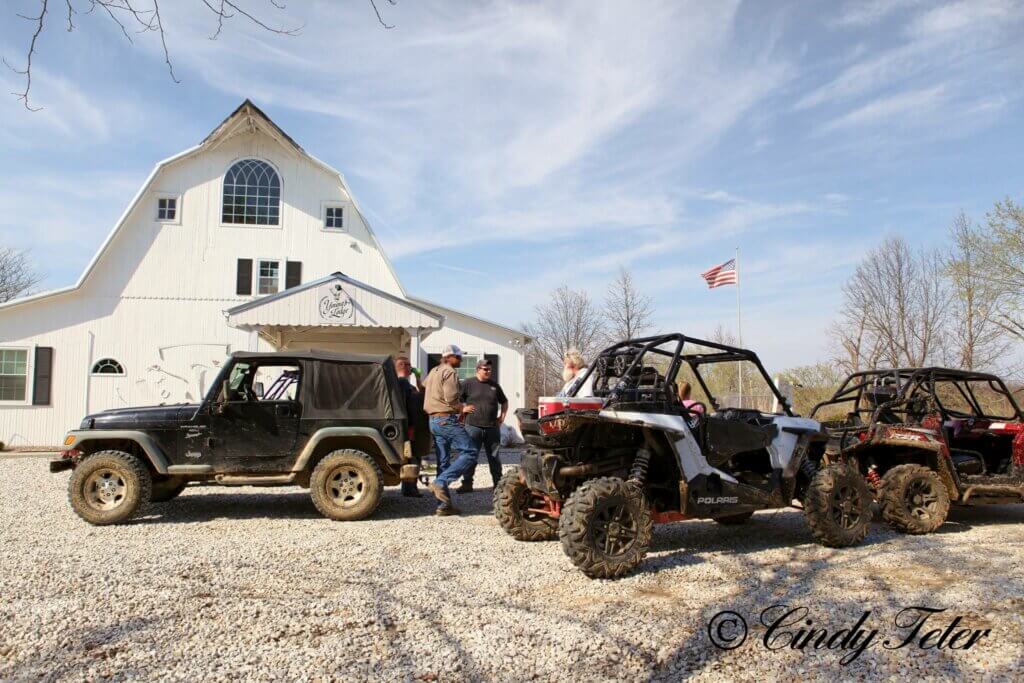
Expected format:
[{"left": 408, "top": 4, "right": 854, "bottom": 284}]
[
  {"left": 51, "top": 351, "right": 417, "bottom": 525},
  {"left": 497, "top": 334, "right": 872, "bottom": 579}
]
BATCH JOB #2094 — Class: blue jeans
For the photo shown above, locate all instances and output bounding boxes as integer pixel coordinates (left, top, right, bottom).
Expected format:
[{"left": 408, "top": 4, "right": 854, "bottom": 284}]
[
  {"left": 464, "top": 425, "right": 503, "bottom": 487},
  {"left": 429, "top": 415, "right": 478, "bottom": 506}
]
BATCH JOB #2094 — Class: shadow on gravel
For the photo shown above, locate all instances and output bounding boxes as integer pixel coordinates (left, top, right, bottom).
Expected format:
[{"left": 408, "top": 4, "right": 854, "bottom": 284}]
[{"left": 132, "top": 487, "right": 495, "bottom": 524}]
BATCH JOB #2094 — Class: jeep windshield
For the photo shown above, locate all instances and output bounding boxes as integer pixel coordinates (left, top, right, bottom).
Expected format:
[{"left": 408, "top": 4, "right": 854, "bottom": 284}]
[{"left": 575, "top": 333, "right": 793, "bottom": 416}]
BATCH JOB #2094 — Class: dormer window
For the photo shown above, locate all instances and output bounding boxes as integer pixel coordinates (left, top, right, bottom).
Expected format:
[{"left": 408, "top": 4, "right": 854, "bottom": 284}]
[
  {"left": 222, "top": 159, "right": 281, "bottom": 226},
  {"left": 325, "top": 206, "right": 343, "bottom": 229},
  {"left": 157, "top": 197, "right": 177, "bottom": 221}
]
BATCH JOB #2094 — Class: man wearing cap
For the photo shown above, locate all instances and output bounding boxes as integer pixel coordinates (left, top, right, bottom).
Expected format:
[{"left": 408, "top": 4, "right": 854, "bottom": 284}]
[
  {"left": 422, "top": 345, "right": 478, "bottom": 515},
  {"left": 457, "top": 358, "right": 508, "bottom": 492}
]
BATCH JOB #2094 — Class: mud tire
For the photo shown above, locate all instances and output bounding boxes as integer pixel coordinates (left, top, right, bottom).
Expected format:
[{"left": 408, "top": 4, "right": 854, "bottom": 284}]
[
  {"left": 558, "top": 477, "right": 653, "bottom": 579},
  {"left": 804, "top": 463, "right": 872, "bottom": 547},
  {"left": 68, "top": 450, "right": 152, "bottom": 526},
  {"left": 493, "top": 468, "right": 558, "bottom": 541},
  {"left": 310, "top": 449, "right": 383, "bottom": 521},
  {"left": 879, "top": 464, "right": 949, "bottom": 534}
]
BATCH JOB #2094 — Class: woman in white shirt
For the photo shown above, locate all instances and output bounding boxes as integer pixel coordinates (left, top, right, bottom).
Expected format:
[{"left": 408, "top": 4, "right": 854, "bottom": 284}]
[{"left": 557, "top": 348, "right": 594, "bottom": 397}]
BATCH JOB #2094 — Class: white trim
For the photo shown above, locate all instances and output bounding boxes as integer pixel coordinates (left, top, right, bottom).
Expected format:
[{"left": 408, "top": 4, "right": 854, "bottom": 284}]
[
  {"left": 320, "top": 200, "right": 349, "bottom": 233},
  {"left": 255, "top": 258, "right": 283, "bottom": 296},
  {"left": 218, "top": 156, "right": 284, "bottom": 231},
  {"left": 154, "top": 191, "right": 182, "bottom": 225},
  {"left": 0, "top": 345, "right": 34, "bottom": 406},
  {"left": 408, "top": 296, "right": 532, "bottom": 340}
]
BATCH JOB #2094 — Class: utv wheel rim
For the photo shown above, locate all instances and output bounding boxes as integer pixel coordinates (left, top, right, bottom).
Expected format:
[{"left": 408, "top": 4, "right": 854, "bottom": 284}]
[
  {"left": 84, "top": 469, "right": 128, "bottom": 511},
  {"left": 327, "top": 467, "right": 366, "bottom": 508},
  {"left": 905, "top": 478, "right": 939, "bottom": 520},
  {"left": 590, "top": 501, "right": 639, "bottom": 557},
  {"left": 515, "top": 486, "right": 546, "bottom": 523},
  {"left": 830, "top": 484, "right": 862, "bottom": 530}
]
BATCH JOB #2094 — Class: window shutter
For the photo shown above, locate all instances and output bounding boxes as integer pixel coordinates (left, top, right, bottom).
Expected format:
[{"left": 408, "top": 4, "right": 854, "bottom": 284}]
[
  {"left": 485, "top": 354, "right": 500, "bottom": 384},
  {"left": 426, "top": 354, "right": 442, "bottom": 376},
  {"left": 236, "top": 259, "right": 253, "bottom": 295},
  {"left": 285, "top": 261, "right": 302, "bottom": 289},
  {"left": 32, "top": 347, "right": 53, "bottom": 406}
]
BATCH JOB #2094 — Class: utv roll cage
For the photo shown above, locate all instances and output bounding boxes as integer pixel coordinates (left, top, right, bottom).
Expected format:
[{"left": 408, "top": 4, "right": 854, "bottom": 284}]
[
  {"left": 810, "top": 367, "right": 1024, "bottom": 424},
  {"left": 568, "top": 333, "right": 794, "bottom": 416}
]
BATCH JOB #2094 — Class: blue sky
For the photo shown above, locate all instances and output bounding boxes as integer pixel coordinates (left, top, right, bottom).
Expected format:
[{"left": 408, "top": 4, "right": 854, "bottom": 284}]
[{"left": 2, "top": 0, "right": 1023, "bottom": 372}]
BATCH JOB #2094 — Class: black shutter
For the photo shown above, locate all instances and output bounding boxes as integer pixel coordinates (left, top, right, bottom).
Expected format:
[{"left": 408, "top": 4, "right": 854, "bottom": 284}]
[
  {"left": 285, "top": 261, "right": 302, "bottom": 289},
  {"left": 236, "top": 259, "right": 252, "bottom": 295},
  {"left": 32, "top": 347, "right": 53, "bottom": 406},
  {"left": 426, "top": 354, "right": 442, "bottom": 375},
  {"left": 485, "top": 353, "right": 500, "bottom": 384}
]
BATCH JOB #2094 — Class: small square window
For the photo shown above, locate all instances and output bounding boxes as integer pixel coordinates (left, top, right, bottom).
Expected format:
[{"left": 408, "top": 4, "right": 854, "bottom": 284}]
[
  {"left": 257, "top": 260, "right": 280, "bottom": 295},
  {"left": 157, "top": 197, "right": 177, "bottom": 221},
  {"left": 325, "top": 206, "right": 344, "bottom": 230}
]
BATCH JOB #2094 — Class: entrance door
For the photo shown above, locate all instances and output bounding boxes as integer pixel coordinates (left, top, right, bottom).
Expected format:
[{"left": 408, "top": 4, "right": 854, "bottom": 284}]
[{"left": 209, "top": 361, "right": 302, "bottom": 472}]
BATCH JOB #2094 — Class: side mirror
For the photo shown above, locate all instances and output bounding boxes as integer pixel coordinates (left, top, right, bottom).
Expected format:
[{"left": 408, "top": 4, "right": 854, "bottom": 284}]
[{"left": 253, "top": 382, "right": 265, "bottom": 399}]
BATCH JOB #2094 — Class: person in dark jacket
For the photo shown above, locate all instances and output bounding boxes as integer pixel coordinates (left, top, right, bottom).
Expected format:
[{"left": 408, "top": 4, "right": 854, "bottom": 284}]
[
  {"left": 457, "top": 358, "right": 508, "bottom": 492},
  {"left": 395, "top": 355, "right": 430, "bottom": 497}
]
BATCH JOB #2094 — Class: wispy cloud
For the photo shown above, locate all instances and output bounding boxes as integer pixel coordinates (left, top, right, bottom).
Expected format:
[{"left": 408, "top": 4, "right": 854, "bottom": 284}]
[{"left": 817, "top": 85, "right": 947, "bottom": 132}]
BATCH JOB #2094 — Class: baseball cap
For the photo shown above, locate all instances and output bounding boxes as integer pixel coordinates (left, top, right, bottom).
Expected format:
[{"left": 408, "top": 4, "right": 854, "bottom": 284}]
[
  {"left": 442, "top": 344, "right": 464, "bottom": 358},
  {"left": 476, "top": 358, "right": 492, "bottom": 369}
]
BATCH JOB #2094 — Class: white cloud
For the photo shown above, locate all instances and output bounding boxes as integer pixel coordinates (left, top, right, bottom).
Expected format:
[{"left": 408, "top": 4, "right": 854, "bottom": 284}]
[
  {"left": 817, "top": 85, "right": 947, "bottom": 132},
  {"left": 830, "top": 0, "right": 924, "bottom": 29}
]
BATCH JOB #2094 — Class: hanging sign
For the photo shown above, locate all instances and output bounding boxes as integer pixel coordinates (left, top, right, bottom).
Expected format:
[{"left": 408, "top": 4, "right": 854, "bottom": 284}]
[{"left": 317, "top": 283, "right": 356, "bottom": 323}]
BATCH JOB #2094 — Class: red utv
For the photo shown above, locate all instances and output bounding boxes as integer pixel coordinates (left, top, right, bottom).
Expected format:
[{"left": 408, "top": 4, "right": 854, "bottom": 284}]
[{"left": 811, "top": 368, "right": 1024, "bottom": 534}]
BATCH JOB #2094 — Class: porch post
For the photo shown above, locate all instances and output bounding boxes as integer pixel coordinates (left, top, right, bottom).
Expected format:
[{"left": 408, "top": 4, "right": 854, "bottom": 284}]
[{"left": 406, "top": 327, "right": 422, "bottom": 371}]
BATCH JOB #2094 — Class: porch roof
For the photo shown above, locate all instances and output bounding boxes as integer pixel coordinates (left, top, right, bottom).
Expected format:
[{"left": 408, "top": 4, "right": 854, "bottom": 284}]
[{"left": 225, "top": 272, "right": 444, "bottom": 330}]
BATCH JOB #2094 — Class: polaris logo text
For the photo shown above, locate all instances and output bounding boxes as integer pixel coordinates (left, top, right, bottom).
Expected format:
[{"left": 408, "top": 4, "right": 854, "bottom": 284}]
[{"left": 698, "top": 496, "right": 739, "bottom": 504}]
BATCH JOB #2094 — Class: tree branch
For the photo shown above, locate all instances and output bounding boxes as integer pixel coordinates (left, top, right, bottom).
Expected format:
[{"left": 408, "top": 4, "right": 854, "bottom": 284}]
[{"left": 4, "top": 0, "right": 48, "bottom": 111}]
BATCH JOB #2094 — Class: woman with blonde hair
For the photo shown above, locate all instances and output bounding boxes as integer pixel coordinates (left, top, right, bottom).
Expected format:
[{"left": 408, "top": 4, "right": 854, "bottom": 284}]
[
  {"left": 557, "top": 347, "right": 594, "bottom": 397},
  {"left": 677, "top": 380, "right": 704, "bottom": 414}
]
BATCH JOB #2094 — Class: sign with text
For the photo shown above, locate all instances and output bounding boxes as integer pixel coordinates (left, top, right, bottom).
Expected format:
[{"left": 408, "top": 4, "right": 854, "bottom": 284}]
[{"left": 317, "top": 283, "right": 356, "bottom": 324}]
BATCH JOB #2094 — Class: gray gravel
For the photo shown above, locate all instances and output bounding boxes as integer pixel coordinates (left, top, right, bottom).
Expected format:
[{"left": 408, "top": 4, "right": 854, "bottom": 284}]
[{"left": 1, "top": 456, "right": 1023, "bottom": 682}]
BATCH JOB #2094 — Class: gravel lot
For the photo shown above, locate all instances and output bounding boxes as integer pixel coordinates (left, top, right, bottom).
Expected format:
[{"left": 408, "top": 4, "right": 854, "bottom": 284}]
[{"left": 1, "top": 454, "right": 1023, "bottom": 682}]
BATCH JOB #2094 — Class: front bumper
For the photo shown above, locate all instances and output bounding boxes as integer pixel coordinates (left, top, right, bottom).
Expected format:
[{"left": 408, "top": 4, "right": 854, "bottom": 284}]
[{"left": 49, "top": 458, "right": 74, "bottom": 473}]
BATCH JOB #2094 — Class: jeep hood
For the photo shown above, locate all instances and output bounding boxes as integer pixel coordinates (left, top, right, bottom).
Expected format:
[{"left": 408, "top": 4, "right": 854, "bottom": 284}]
[{"left": 81, "top": 404, "right": 201, "bottom": 430}]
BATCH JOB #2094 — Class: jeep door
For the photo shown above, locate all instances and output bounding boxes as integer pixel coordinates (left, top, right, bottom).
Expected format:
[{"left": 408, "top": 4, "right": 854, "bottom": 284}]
[{"left": 209, "top": 361, "right": 302, "bottom": 472}]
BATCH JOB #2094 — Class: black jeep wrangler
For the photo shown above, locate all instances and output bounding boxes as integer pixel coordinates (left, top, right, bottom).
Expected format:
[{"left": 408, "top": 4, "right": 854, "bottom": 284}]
[{"left": 51, "top": 351, "right": 414, "bottom": 525}]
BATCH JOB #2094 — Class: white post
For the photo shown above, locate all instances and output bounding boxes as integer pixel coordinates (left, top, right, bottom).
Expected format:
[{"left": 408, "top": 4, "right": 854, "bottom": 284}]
[
  {"left": 736, "top": 246, "right": 744, "bottom": 408},
  {"left": 407, "top": 328, "right": 422, "bottom": 372}
]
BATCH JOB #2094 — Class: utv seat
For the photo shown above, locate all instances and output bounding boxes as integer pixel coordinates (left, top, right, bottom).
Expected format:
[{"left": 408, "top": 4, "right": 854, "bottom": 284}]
[{"left": 950, "top": 449, "right": 985, "bottom": 476}]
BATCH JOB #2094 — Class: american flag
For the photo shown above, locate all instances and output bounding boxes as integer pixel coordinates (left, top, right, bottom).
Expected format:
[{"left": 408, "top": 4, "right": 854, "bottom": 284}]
[{"left": 701, "top": 258, "right": 738, "bottom": 288}]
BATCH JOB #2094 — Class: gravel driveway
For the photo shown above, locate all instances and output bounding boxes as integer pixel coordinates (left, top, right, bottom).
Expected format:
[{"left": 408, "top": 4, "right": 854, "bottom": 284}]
[{"left": 1, "top": 456, "right": 1022, "bottom": 681}]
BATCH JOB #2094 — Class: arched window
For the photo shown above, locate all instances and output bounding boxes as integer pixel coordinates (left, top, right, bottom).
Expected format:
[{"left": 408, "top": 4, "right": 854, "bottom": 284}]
[
  {"left": 91, "top": 358, "right": 125, "bottom": 375},
  {"left": 222, "top": 159, "right": 280, "bottom": 225}
]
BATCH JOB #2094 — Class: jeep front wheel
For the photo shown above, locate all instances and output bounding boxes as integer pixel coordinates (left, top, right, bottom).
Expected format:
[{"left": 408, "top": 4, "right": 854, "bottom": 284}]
[
  {"left": 879, "top": 464, "right": 949, "bottom": 534},
  {"left": 310, "top": 449, "right": 383, "bottom": 521},
  {"left": 803, "top": 463, "right": 871, "bottom": 547},
  {"left": 558, "top": 477, "right": 653, "bottom": 579},
  {"left": 68, "top": 450, "right": 152, "bottom": 525},
  {"left": 493, "top": 468, "right": 558, "bottom": 541}
]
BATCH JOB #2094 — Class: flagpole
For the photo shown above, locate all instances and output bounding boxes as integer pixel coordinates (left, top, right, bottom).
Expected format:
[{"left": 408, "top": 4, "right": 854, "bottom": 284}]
[{"left": 736, "top": 246, "right": 744, "bottom": 408}]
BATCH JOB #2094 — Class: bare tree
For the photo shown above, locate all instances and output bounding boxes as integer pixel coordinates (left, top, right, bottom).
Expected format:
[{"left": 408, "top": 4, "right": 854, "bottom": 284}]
[
  {"left": 777, "top": 362, "right": 846, "bottom": 418},
  {"left": 831, "top": 237, "right": 949, "bottom": 370},
  {"left": 946, "top": 211, "right": 1012, "bottom": 371},
  {"left": 4, "top": 1, "right": 402, "bottom": 110},
  {"left": 604, "top": 267, "right": 654, "bottom": 341},
  {"left": 523, "top": 285, "right": 606, "bottom": 403},
  {"left": 0, "top": 247, "right": 42, "bottom": 303}
]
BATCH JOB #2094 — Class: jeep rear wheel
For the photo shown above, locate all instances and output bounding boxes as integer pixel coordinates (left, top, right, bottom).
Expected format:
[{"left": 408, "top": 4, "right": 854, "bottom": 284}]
[
  {"left": 150, "top": 476, "right": 188, "bottom": 503},
  {"left": 310, "top": 449, "right": 383, "bottom": 521},
  {"left": 493, "top": 468, "right": 558, "bottom": 541},
  {"left": 803, "top": 463, "right": 871, "bottom": 547},
  {"left": 68, "top": 450, "right": 152, "bottom": 525},
  {"left": 559, "top": 477, "right": 653, "bottom": 579},
  {"left": 879, "top": 464, "right": 949, "bottom": 534}
]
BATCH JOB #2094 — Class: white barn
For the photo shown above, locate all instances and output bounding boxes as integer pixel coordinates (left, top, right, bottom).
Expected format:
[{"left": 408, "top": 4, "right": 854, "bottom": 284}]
[{"left": 0, "top": 101, "right": 529, "bottom": 448}]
